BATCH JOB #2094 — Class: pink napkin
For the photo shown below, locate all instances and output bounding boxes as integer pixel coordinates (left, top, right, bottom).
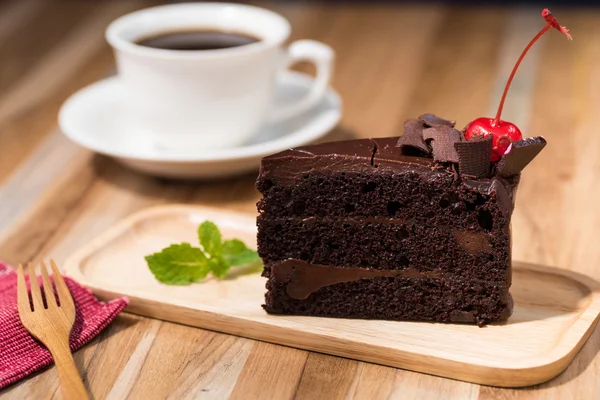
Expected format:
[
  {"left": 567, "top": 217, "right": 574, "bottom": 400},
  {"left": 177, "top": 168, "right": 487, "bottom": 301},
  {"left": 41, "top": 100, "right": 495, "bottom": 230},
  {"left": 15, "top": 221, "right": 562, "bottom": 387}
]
[{"left": 0, "top": 262, "right": 128, "bottom": 389}]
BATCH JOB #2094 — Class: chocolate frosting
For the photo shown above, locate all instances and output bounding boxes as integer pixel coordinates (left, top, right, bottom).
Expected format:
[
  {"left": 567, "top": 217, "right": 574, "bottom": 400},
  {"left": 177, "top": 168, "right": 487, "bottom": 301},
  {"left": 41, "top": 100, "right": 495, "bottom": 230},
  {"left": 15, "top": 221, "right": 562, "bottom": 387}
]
[
  {"left": 271, "top": 259, "right": 441, "bottom": 300},
  {"left": 261, "top": 137, "right": 433, "bottom": 184}
]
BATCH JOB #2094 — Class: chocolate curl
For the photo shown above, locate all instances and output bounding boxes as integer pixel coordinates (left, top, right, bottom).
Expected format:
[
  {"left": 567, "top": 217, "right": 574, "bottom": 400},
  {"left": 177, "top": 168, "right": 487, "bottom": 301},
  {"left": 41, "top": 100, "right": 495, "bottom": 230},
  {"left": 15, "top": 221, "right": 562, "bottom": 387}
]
[
  {"left": 396, "top": 119, "right": 430, "bottom": 154},
  {"left": 422, "top": 126, "right": 462, "bottom": 163},
  {"left": 496, "top": 136, "right": 547, "bottom": 177},
  {"left": 418, "top": 113, "right": 456, "bottom": 128},
  {"left": 454, "top": 136, "right": 493, "bottom": 178}
]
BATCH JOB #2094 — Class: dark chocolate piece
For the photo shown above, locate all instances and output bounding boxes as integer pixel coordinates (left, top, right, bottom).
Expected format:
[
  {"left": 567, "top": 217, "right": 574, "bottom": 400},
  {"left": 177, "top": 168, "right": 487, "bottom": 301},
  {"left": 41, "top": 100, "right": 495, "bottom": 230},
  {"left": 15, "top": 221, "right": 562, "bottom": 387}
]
[
  {"left": 496, "top": 136, "right": 547, "bottom": 177},
  {"left": 454, "top": 136, "right": 493, "bottom": 178},
  {"left": 418, "top": 113, "right": 456, "bottom": 128},
  {"left": 271, "top": 259, "right": 441, "bottom": 300},
  {"left": 422, "top": 126, "right": 462, "bottom": 163},
  {"left": 396, "top": 119, "right": 430, "bottom": 154}
]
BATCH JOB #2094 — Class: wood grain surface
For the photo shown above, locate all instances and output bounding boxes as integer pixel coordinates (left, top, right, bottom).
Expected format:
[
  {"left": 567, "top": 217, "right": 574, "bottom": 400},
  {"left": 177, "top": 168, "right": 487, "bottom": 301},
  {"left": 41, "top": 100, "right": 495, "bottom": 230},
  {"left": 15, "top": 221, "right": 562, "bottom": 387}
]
[{"left": 1, "top": 0, "right": 599, "bottom": 398}]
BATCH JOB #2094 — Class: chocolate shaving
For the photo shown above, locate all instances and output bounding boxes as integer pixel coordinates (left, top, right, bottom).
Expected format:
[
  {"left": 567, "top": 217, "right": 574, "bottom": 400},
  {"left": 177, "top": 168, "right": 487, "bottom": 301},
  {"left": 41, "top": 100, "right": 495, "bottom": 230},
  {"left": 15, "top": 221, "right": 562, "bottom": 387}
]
[
  {"left": 496, "top": 136, "right": 547, "bottom": 177},
  {"left": 422, "top": 126, "right": 462, "bottom": 163},
  {"left": 454, "top": 136, "right": 493, "bottom": 178},
  {"left": 418, "top": 113, "right": 456, "bottom": 128},
  {"left": 396, "top": 119, "right": 430, "bottom": 154}
]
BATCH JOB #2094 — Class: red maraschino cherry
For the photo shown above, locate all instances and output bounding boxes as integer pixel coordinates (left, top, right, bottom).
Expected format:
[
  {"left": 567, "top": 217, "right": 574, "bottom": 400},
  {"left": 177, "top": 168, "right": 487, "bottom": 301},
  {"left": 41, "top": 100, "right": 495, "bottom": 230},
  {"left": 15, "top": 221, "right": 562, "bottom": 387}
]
[{"left": 464, "top": 8, "right": 572, "bottom": 162}]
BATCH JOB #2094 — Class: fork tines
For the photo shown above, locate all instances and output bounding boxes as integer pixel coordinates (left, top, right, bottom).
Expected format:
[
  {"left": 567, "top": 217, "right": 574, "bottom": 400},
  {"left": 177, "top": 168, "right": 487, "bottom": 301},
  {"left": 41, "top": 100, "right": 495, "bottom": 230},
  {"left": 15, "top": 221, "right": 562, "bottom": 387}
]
[{"left": 16, "top": 260, "right": 75, "bottom": 316}]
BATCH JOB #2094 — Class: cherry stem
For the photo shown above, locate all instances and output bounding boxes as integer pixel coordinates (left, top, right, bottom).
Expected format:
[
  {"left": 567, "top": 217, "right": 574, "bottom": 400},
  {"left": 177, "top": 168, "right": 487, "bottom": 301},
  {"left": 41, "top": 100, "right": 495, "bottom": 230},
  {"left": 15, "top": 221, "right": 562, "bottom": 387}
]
[
  {"left": 493, "top": 9, "right": 571, "bottom": 126},
  {"left": 493, "top": 24, "right": 551, "bottom": 125}
]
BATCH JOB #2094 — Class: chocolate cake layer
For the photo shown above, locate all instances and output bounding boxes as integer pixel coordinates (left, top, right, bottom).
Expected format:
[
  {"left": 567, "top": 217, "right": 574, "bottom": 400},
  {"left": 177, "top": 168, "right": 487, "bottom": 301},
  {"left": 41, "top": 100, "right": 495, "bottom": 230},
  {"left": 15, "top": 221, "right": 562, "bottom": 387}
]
[
  {"left": 258, "top": 171, "right": 514, "bottom": 229},
  {"left": 264, "top": 260, "right": 513, "bottom": 326},
  {"left": 258, "top": 216, "right": 510, "bottom": 282},
  {"left": 257, "top": 139, "right": 518, "bottom": 223}
]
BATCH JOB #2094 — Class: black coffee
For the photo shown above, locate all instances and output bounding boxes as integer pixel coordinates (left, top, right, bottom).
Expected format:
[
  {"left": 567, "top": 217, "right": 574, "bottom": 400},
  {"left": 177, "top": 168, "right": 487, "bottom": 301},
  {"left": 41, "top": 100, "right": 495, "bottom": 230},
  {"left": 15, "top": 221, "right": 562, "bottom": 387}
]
[{"left": 136, "top": 30, "right": 261, "bottom": 51}]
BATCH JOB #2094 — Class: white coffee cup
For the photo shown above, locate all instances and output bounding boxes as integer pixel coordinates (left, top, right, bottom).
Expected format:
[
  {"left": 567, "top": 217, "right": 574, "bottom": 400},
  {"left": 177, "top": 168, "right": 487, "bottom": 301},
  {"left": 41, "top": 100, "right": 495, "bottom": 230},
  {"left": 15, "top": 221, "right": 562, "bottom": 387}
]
[{"left": 106, "top": 3, "right": 334, "bottom": 151}]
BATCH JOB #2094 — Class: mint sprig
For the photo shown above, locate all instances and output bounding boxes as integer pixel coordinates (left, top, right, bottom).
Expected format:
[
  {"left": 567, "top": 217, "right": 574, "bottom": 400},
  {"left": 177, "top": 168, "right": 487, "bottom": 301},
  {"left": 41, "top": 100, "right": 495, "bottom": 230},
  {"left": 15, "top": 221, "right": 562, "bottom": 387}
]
[{"left": 145, "top": 221, "right": 261, "bottom": 285}]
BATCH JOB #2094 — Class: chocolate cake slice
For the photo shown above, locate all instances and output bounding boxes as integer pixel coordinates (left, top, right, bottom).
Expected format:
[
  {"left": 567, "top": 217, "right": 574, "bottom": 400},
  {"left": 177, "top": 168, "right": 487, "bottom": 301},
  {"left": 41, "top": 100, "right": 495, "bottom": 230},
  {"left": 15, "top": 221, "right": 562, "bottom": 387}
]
[{"left": 256, "top": 115, "right": 545, "bottom": 326}]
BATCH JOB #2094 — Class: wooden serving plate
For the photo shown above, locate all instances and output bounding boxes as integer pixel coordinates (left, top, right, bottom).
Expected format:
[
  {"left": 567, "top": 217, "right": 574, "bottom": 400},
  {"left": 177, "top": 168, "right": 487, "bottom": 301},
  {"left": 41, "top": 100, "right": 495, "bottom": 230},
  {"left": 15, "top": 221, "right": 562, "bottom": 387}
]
[{"left": 64, "top": 205, "right": 600, "bottom": 387}]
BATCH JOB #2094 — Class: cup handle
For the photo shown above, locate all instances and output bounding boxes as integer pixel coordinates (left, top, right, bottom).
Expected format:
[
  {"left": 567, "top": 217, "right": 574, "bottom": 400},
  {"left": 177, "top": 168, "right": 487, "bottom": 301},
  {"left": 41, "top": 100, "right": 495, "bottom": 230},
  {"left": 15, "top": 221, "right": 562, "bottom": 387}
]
[{"left": 267, "top": 40, "right": 334, "bottom": 124}]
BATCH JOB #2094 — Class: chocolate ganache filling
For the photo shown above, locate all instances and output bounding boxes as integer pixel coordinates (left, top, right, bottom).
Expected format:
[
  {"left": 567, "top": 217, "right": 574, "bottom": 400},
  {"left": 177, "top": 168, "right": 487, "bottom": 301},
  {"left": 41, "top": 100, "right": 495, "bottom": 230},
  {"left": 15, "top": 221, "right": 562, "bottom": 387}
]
[{"left": 271, "top": 259, "right": 441, "bottom": 300}]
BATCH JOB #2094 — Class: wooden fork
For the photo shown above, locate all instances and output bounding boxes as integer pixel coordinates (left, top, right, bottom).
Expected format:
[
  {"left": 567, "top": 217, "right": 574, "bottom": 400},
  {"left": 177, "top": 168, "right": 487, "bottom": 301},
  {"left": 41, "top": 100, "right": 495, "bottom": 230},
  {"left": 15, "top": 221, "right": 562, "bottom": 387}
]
[{"left": 17, "top": 260, "right": 89, "bottom": 400}]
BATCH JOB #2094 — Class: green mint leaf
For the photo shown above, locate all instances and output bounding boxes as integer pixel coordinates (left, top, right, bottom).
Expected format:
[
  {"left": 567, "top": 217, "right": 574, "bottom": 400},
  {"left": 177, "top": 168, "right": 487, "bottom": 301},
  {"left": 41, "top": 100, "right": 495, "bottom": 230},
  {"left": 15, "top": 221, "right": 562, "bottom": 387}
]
[
  {"left": 147, "top": 220, "right": 262, "bottom": 285},
  {"left": 208, "top": 255, "right": 230, "bottom": 279},
  {"left": 145, "top": 243, "right": 209, "bottom": 285},
  {"left": 222, "top": 239, "right": 261, "bottom": 266},
  {"left": 198, "top": 221, "right": 222, "bottom": 256}
]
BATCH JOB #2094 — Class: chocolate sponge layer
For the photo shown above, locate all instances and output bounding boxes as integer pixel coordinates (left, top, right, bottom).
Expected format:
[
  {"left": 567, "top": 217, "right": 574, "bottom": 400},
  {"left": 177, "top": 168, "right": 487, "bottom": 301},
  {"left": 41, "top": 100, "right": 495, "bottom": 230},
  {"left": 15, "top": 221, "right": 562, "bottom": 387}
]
[
  {"left": 258, "top": 216, "right": 510, "bottom": 283},
  {"left": 257, "top": 169, "right": 513, "bottom": 226},
  {"left": 264, "top": 273, "right": 512, "bottom": 326}
]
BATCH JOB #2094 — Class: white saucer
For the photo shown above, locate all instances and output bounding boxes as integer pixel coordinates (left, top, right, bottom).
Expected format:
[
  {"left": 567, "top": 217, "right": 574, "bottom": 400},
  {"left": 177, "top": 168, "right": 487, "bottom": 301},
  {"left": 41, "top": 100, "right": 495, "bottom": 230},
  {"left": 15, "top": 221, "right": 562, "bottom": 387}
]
[{"left": 59, "top": 72, "right": 341, "bottom": 179}]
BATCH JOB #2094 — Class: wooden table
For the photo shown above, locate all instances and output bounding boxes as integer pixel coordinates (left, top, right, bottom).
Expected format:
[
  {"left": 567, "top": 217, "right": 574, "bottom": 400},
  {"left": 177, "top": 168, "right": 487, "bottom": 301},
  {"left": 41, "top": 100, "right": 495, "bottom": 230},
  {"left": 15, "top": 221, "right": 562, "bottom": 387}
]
[{"left": 1, "top": 0, "right": 599, "bottom": 398}]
